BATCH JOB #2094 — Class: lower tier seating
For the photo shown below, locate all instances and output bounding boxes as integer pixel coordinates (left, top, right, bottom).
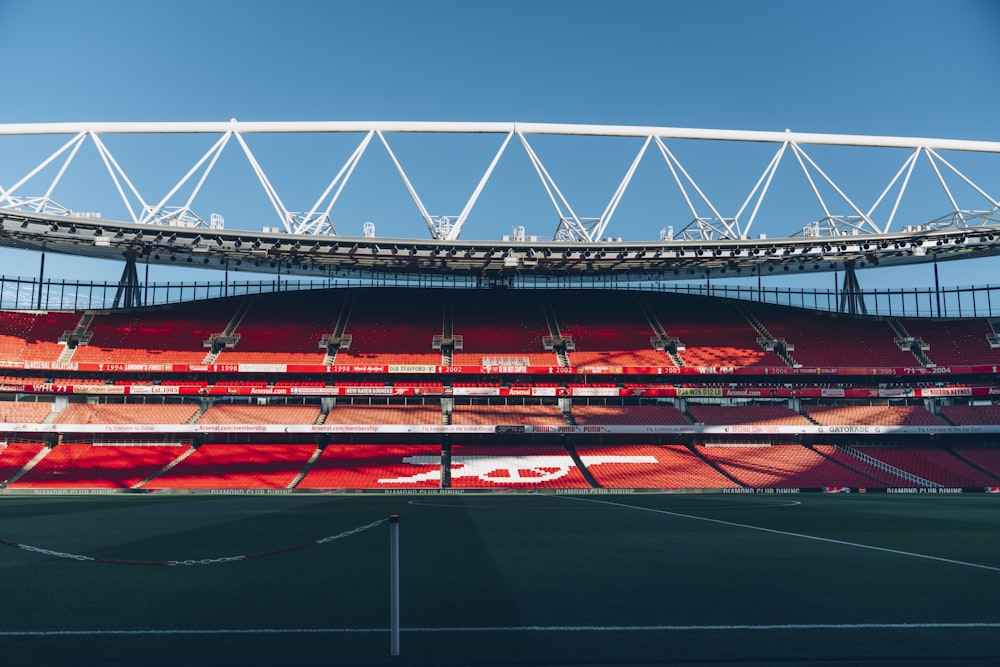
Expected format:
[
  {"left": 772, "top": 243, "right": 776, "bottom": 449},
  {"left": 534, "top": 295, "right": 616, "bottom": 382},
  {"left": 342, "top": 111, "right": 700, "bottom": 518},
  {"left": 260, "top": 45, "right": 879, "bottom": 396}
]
[
  {"left": 146, "top": 444, "right": 317, "bottom": 489},
  {"left": 857, "top": 447, "right": 999, "bottom": 487},
  {"left": 0, "top": 442, "right": 48, "bottom": 485},
  {"left": 577, "top": 444, "right": 736, "bottom": 488},
  {"left": 949, "top": 447, "right": 1000, "bottom": 481},
  {"left": 9, "top": 443, "right": 187, "bottom": 489},
  {"left": 698, "top": 444, "right": 881, "bottom": 488},
  {"left": 298, "top": 444, "right": 442, "bottom": 489},
  {"left": 448, "top": 444, "right": 590, "bottom": 488}
]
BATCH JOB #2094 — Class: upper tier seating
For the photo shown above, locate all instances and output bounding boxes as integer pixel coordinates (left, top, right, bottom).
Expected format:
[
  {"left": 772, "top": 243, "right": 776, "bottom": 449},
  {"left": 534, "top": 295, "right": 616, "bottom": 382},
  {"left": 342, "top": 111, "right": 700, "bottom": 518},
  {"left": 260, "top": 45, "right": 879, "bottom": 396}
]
[
  {"left": 451, "top": 403, "right": 567, "bottom": 426},
  {"left": 898, "top": 318, "right": 1000, "bottom": 367},
  {"left": 73, "top": 300, "right": 239, "bottom": 365},
  {"left": 196, "top": 404, "right": 322, "bottom": 425},
  {"left": 215, "top": 291, "right": 345, "bottom": 364},
  {"left": 750, "top": 304, "right": 917, "bottom": 368},
  {"left": 687, "top": 404, "right": 811, "bottom": 426},
  {"left": 448, "top": 444, "right": 590, "bottom": 488},
  {"left": 324, "top": 404, "right": 443, "bottom": 425},
  {"left": 54, "top": 402, "right": 199, "bottom": 424},
  {"left": 551, "top": 291, "right": 674, "bottom": 368},
  {"left": 334, "top": 288, "right": 444, "bottom": 366},
  {"left": 571, "top": 404, "right": 690, "bottom": 425},
  {"left": 451, "top": 290, "right": 559, "bottom": 366},
  {"left": 0, "top": 310, "right": 81, "bottom": 363},
  {"left": 10, "top": 443, "right": 187, "bottom": 489},
  {"left": 577, "top": 444, "right": 736, "bottom": 488},
  {"left": 146, "top": 444, "right": 316, "bottom": 489},
  {"left": 298, "top": 444, "right": 442, "bottom": 489},
  {"left": 804, "top": 405, "right": 943, "bottom": 426},
  {"left": 644, "top": 293, "right": 785, "bottom": 368}
]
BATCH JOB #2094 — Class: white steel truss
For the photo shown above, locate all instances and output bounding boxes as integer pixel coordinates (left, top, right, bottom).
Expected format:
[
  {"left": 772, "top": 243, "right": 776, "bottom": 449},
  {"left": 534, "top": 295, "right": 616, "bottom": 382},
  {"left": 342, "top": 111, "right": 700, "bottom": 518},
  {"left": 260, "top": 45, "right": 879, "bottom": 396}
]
[{"left": 0, "top": 121, "right": 998, "bottom": 242}]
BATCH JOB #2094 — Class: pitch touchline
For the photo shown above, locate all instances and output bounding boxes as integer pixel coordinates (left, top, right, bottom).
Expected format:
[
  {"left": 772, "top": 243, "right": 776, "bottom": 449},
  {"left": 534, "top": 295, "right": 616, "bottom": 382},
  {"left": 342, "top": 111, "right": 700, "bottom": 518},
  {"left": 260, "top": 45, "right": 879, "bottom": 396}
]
[
  {"left": 0, "top": 622, "right": 997, "bottom": 637},
  {"left": 3, "top": 622, "right": 1000, "bottom": 637},
  {"left": 561, "top": 496, "right": 1000, "bottom": 573}
]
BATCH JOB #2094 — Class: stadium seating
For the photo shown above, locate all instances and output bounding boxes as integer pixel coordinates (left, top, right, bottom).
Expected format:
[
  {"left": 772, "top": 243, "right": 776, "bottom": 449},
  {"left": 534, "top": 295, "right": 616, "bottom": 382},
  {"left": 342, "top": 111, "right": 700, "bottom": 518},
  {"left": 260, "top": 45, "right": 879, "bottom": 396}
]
[
  {"left": 857, "top": 447, "right": 997, "bottom": 487},
  {"left": 686, "top": 404, "right": 811, "bottom": 426},
  {"left": 298, "top": 444, "right": 442, "bottom": 489},
  {"left": 215, "top": 291, "right": 344, "bottom": 364},
  {"left": 0, "top": 400, "right": 53, "bottom": 423},
  {"left": 146, "top": 444, "right": 317, "bottom": 489},
  {"left": 3, "top": 288, "right": 1000, "bottom": 492},
  {"left": 810, "top": 445, "right": 917, "bottom": 487},
  {"left": 451, "top": 403, "right": 567, "bottom": 426},
  {"left": 10, "top": 443, "right": 188, "bottom": 489},
  {"left": 750, "top": 304, "right": 917, "bottom": 367},
  {"left": 550, "top": 291, "right": 674, "bottom": 367},
  {"left": 645, "top": 293, "right": 786, "bottom": 367},
  {"left": 196, "top": 403, "right": 322, "bottom": 425},
  {"left": 804, "top": 405, "right": 943, "bottom": 426},
  {"left": 898, "top": 318, "right": 1000, "bottom": 367},
  {"left": 949, "top": 447, "right": 1000, "bottom": 481},
  {"left": 0, "top": 441, "right": 48, "bottom": 485},
  {"left": 451, "top": 290, "right": 560, "bottom": 366},
  {"left": 334, "top": 288, "right": 444, "bottom": 365},
  {"left": 0, "top": 310, "right": 81, "bottom": 363},
  {"left": 577, "top": 444, "right": 737, "bottom": 488},
  {"left": 53, "top": 402, "right": 200, "bottom": 424},
  {"left": 940, "top": 404, "right": 1000, "bottom": 426},
  {"left": 448, "top": 444, "right": 590, "bottom": 488},
  {"left": 698, "top": 444, "right": 880, "bottom": 488},
  {"left": 571, "top": 404, "right": 690, "bottom": 425},
  {"left": 74, "top": 300, "right": 240, "bottom": 365},
  {"left": 324, "top": 404, "right": 443, "bottom": 425}
]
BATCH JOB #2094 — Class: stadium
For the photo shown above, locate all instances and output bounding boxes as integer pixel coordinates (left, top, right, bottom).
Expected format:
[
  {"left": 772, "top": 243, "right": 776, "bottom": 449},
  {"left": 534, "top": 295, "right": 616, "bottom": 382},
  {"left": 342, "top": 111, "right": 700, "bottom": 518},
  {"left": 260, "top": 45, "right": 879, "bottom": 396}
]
[{"left": 1, "top": 121, "right": 1000, "bottom": 666}]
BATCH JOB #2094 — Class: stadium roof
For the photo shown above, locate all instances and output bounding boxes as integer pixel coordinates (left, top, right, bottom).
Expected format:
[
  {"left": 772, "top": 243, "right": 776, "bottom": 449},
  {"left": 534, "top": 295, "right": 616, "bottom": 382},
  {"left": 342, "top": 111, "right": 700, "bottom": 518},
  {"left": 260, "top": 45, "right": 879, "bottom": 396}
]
[
  {"left": 2, "top": 121, "right": 999, "bottom": 282},
  {"left": 3, "top": 208, "right": 1000, "bottom": 282}
]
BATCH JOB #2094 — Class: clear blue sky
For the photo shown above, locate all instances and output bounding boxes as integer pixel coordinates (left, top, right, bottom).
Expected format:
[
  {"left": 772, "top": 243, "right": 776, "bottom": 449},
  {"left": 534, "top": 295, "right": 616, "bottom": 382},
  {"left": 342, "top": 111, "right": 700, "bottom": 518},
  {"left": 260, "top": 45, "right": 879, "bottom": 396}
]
[{"left": 0, "top": 0, "right": 998, "bottom": 290}]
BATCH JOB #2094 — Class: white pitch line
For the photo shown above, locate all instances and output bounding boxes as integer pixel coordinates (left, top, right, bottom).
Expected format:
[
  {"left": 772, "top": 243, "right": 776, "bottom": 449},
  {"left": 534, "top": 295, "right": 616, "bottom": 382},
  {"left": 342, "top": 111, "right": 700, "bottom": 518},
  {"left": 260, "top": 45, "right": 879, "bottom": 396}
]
[
  {"left": 2, "top": 622, "right": 1000, "bottom": 637},
  {"left": 561, "top": 496, "right": 1000, "bottom": 573}
]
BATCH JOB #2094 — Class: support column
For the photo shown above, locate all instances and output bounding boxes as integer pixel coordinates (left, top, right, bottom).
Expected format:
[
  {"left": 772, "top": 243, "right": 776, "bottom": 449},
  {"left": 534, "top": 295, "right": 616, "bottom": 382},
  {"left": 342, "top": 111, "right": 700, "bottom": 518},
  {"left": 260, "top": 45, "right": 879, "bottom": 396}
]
[
  {"left": 112, "top": 250, "right": 143, "bottom": 309},
  {"left": 838, "top": 260, "right": 868, "bottom": 315},
  {"left": 440, "top": 434, "right": 452, "bottom": 488},
  {"left": 35, "top": 248, "right": 46, "bottom": 310}
]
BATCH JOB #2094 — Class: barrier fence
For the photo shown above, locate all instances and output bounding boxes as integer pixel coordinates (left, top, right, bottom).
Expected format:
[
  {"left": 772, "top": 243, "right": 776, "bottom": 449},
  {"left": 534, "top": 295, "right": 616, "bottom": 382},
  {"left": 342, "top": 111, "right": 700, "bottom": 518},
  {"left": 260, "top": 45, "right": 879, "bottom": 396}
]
[{"left": 2, "top": 273, "right": 1000, "bottom": 318}]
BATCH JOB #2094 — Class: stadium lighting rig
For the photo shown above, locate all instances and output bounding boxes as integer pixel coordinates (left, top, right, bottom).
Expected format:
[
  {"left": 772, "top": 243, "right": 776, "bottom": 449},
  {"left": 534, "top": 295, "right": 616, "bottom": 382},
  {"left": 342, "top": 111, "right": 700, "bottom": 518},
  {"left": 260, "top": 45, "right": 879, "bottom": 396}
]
[{"left": 0, "top": 120, "right": 999, "bottom": 282}]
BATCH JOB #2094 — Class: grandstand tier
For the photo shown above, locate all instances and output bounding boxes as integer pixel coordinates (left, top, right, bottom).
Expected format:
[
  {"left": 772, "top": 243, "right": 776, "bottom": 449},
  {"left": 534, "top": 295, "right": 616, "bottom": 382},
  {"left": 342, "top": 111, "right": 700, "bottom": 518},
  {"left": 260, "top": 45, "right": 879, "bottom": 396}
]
[{"left": 2, "top": 288, "right": 1000, "bottom": 492}]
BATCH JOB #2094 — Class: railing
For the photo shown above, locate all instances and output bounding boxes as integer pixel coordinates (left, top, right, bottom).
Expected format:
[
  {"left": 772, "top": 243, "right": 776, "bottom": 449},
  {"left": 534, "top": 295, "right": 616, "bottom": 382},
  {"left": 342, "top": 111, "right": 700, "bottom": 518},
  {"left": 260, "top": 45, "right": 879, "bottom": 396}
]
[
  {"left": 2, "top": 272, "right": 1000, "bottom": 318},
  {"left": 651, "top": 282, "right": 1000, "bottom": 318}
]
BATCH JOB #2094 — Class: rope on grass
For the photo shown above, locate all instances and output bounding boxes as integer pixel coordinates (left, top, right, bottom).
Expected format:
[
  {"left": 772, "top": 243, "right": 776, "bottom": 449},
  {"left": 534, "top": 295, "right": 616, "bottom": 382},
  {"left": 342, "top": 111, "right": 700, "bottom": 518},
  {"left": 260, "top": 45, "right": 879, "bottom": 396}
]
[{"left": 0, "top": 517, "right": 388, "bottom": 567}]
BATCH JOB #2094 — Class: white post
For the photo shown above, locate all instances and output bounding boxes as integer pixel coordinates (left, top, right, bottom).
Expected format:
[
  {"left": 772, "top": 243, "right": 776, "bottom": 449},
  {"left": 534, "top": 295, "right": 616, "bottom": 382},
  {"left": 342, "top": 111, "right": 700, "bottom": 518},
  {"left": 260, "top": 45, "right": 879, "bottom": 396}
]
[{"left": 389, "top": 514, "right": 400, "bottom": 656}]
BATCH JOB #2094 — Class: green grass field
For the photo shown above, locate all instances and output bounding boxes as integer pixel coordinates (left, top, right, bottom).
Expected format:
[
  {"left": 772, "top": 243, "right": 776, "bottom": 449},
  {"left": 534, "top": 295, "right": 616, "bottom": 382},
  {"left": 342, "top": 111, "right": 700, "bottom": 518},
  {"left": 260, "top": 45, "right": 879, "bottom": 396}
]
[{"left": 2, "top": 492, "right": 999, "bottom": 666}]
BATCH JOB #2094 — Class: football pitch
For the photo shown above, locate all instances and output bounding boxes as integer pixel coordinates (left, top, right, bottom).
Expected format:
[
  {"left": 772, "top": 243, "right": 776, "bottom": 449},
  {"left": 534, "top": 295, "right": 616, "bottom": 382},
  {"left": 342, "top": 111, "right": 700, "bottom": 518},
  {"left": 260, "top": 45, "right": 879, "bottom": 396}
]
[{"left": 1, "top": 492, "right": 999, "bottom": 666}]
